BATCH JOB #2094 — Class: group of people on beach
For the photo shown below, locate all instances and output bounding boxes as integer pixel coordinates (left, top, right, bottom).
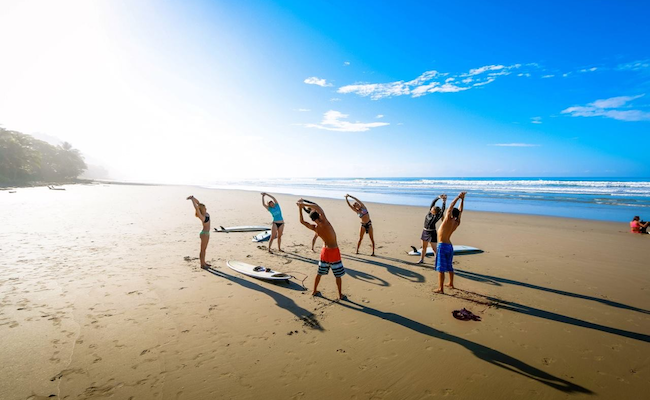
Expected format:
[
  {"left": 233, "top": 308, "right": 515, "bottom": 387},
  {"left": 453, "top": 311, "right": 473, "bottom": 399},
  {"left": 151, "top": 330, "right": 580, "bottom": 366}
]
[{"left": 187, "top": 191, "right": 467, "bottom": 299}]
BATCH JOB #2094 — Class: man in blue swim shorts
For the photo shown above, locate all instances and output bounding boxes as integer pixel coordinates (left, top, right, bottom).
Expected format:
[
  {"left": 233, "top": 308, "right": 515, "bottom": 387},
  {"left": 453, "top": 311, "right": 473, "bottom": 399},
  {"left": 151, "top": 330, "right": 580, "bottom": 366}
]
[{"left": 434, "top": 192, "right": 466, "bottom": 294}]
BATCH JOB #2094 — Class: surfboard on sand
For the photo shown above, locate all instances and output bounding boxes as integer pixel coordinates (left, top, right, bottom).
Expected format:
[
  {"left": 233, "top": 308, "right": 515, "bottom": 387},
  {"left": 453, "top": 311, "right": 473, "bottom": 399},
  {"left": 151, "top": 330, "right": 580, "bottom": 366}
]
[
  {"left": 252, "top": 231, "right": 272, "bottom": 242},
  {"left": 214, "top": 225, "right": 271, "bottom": 233},
  {"left": 408, "top": 245, "right": 482, "bottom": 256},
  {"left": 227, "top": 260, "right": 291, "bottom": 281}
]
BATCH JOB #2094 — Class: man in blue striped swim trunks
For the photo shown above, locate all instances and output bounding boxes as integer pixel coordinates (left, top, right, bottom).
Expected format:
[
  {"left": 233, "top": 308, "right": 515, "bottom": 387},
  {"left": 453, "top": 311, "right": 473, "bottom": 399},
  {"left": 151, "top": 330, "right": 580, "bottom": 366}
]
[
  {"left": 297, "top": 199, "right": 346, "bottom": 300},
  {"left": 434, "top": 192, "right": 466, "bottom": 294}
]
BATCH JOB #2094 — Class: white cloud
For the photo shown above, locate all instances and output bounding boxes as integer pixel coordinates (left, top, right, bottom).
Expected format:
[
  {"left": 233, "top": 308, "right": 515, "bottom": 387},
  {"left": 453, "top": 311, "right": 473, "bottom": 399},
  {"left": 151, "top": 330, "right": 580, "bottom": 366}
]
[
  {"left": 579, "top": 67, "right": 598, "bottom": 73},
  {"left": 531, "top": 117, "right": 542, "bottom": 124},
  {"left": 295, "top": 108, "right": 311, "bottom": 112},
  {"left": 542, "top": 74, "right": 555, "bottom": 78},
  {"left": 304, "top": 77, "right": 332, "bottom": 87},
  {"left": 617, "top": 60, "right": 649, "bottom": 71},
  {"left": 376, "top": 114, "right": 384, "bottom": 118},
  {"left": 492, "top": 143, "right": 540, "bottom": 147},
  {"left": 561, "top": 94, "right": 650, "bottom": 121},
  {"left": 337, "top": 63, "right": 525, "bottom": 100},
  {"left": 330, "top": 97, "right": 341, "bottom": 102},
  {"left": 343, "top": 61, "right": 350, "bottom": 66},
  {"left": 302, "top": 110, "right": 389, "bottom": 132}
]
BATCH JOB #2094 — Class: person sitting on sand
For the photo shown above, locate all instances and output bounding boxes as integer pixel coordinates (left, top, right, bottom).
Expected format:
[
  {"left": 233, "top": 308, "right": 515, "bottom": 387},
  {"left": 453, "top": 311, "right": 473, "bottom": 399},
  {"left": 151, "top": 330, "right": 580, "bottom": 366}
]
[
  {"left": 262, "top": 193, "right": 284, "bottom": 253},
  {"left": 345, "top": 194, "right": 375, "bottom": 256},
  {"left": 297, "top": 199, "right": 346, "bottom": 300},
  {"left": 434, "top": 192, "right": 466, "bottom": 294},
  {"left": 630, "top": 216, "right": 649, "bottom": 234},
  {"left": 418, "top": 194, "right": 447, "bottom": 264},
  {"left": 187, "top": 195, "right": 211, "bottom": 269}
]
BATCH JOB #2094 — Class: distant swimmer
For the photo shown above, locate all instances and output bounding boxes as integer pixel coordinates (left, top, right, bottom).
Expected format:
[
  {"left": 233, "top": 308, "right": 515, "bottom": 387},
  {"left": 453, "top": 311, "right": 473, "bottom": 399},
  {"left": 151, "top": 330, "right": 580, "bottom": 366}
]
[
  {"left": 418, "top": 194, "right": 447, "bottom": 264},
  {"left": 630, "top": 216, "right": 649, "bottom": 234},
  {"left": 297, "top": 199, "right": 346, "bottom": 300},
  {"left": 434, "top": 192, "right": 466, "bottom": 294},
  {"left": 345, "top": 194, "right": 376, "bottom": 256},
  {"left": 262, "top": 193, "right": 285, "bottom": 253},
  {"left": 187, "top": 195, "right": 211, "bottom": 269}
]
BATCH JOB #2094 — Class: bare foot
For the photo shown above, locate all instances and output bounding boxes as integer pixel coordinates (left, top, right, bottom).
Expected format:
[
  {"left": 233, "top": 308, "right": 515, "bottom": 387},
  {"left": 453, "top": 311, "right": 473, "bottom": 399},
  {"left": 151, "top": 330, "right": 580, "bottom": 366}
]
[
  {"left": 417, "top": 259, "right": 424, "bottom": 264},
  {"left": 445, "top": 284, "right": 455, "bottom": 289},
  {"left": 356, "top": 250, "right": 359, "bottom": 254},
  {"left": 279, "top": 249, "right": 284, "bottom": 252},
  {"left": 371, "top": 253, "right": 375, "bottom": 257},
  {"left": 201, "top": 265, "right": 209, "bottom": 270},
  {"left": 268, "top": 249, "right": 273, "bottom": 254},
  {"left": 311, "top": 291, "right": 321, "bottom": 297},
  {"left": 339, "top": 294, "right": 347, "bottom": 300},
  {"left": 433, "top": 288, "right": 444, "bottom": 294}
]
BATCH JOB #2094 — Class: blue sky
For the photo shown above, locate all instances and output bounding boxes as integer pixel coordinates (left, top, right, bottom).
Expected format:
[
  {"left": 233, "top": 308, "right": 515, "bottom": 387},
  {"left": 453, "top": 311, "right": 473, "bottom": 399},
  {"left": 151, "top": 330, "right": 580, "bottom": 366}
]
[{"left": 0, "top": 0, "right": 648, "bottom": 181}]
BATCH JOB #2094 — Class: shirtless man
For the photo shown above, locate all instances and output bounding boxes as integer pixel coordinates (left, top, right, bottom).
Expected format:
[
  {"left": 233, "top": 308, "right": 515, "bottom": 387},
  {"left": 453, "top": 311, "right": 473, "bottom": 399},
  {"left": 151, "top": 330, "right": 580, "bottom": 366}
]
[
  {"left": 297, "top": 199, "right": 345, "bottom": 300},
  {"left": 434, "top": 192, "right": 466, "bottom": 294}
]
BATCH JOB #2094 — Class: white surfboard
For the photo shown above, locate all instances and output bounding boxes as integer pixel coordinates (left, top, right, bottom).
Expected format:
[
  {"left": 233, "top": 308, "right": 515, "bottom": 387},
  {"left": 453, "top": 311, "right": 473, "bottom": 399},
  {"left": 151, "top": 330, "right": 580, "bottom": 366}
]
[
  {"left": 214, "top": 225, "right": 271, "bottom": 233},
  {"left": 227, "top": 260, "right": 291, "bottom": 280},
  {"left": 408, "top": 245, "right": 481, "bottom": 256},
  {"left": 252, "top": 230, "right": 272, "bottom": 242}
]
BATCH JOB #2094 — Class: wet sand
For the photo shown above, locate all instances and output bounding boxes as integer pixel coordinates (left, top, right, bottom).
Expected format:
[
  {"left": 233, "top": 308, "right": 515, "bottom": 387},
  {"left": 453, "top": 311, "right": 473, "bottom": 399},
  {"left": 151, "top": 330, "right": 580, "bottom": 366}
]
[{"left": 1, "top": 184, "right": 648, "bottom": 399}]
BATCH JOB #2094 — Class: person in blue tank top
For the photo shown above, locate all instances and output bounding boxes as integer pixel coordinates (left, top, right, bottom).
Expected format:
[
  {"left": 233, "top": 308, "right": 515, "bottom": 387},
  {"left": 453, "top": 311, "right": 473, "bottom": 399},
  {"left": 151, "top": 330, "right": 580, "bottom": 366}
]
[{"left": 262, "top": 193, "right": 284, "bottom": 253}]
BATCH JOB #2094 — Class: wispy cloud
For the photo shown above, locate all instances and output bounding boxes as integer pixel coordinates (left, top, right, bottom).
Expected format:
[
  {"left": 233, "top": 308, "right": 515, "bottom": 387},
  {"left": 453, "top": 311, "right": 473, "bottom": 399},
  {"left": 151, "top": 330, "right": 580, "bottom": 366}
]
[
  {"left": 330, "top": 98, "right": 341, "bottom": 102},
  {"left": 301, "top": 110, "right": 389, "bottom": 132},
  {"left": 579, "top": 67, "right": 598, "bottom": 73},
  {"left": 617, "top": 59, "right": 650, "bottom": 71},
  {"left": 492, "top": 143, "right": 540, "bottom": 147},
  {"left": 531, "top": 116, "right": 542, "bottom": 124},
  {"left": 561, "top": 94, "right": 650, "bottom": 121},
  {"left": 337, "top": 63, "right": 529, "bottom": 100},
  {"left": 304, "top": 77, "right": 332, "bottom": 87},
  {"left": 343, "top": 61, "right": 350, "bottom": 66},
  {"left": 376, "top": 114, "right": 384, "bottom": 118},
  {"left": 542, "top": 74, "right": 555, "bottom": 78},
  {"left": 295, "top": 108, "right": 311, "bottom": 112}
]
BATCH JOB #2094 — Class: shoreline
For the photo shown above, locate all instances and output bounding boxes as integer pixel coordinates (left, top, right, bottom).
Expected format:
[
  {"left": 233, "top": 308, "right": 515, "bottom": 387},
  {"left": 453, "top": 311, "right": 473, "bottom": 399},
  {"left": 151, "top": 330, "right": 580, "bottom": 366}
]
[{"left": 202, "top": 186, "right": 634, "bottom": 227}]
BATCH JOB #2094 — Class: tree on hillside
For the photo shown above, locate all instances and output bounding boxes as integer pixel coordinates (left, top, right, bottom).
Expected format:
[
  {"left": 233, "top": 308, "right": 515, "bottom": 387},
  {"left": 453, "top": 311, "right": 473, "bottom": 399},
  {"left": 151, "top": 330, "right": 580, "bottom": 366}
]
[{"left": 0, "top": 127, "right": 87, "bottom": 183}]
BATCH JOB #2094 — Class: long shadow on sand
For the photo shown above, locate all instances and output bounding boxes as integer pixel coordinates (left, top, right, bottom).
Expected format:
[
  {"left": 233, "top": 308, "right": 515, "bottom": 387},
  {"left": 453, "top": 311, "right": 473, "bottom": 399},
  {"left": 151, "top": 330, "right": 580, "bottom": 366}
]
[
  {"left": 456, "top": 269, "right": 650, "bottom": 314},
  {"left": 342, "top": 254, "right": 425, "bottom": 283},
  {"left": 336, "top": 299, "right": 592, "bottom": 394},
  {"left": 204, "top": 267, "right": 323, "bottom": 331},
  {"left": 451, "top": 289, "right": 650, "bottom": 343},
  {"left": 279, "top": 252, "right": 390, "bottom": 287}
]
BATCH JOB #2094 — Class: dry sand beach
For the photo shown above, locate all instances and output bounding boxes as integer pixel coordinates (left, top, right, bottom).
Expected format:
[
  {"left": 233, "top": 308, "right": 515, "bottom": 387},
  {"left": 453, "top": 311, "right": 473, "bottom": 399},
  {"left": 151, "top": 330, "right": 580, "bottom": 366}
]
[{"left": 1, "top": 184, "right": 649, "bottom": 399}]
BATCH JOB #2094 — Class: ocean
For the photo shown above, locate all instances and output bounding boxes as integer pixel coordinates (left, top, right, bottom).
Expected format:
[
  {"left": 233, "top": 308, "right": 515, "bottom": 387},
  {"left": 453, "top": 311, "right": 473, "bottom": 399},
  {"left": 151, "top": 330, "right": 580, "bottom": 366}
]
[{"left": 206, "top": 177, "right": 650, "bottom": 222}]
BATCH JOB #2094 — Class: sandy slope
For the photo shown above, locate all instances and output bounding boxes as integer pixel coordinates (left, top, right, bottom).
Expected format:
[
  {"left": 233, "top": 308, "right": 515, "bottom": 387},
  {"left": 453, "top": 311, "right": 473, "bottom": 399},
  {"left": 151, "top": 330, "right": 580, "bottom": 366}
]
[{"left": 1, "top": 184, "right": 648, "bottom": 399}]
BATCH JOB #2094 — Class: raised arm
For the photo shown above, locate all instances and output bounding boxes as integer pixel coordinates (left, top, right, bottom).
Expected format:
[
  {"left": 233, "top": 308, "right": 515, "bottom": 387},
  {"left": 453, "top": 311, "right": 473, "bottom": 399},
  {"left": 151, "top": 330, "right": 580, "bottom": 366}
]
[
  {"left": 187, "top": 195, "right": 204, "bottom": 219},
  {"left": 446, "top": 194, "right": 461, "bottom": 218},
  {"left": 266, "top": 193, "right": 278, "bottom": 203},
  {"left": 458, "top": 192, "right": 466, "bottom": 214},
  {"left": 297, "top": 202, "right": 316, "bottom": 230},
  {"left": 261, "top": 193, "right": 269, "bottom": 208},
  {"left": 298, "top": 199, "right": 326, "bottom": 220},
  {"left": 440, "top": 194, "right": 447, "bottom": 214},
  {"left": 429, "top": 196, "right": 440, "bottom": 210},
  {"left": 344, "top": 195, "right": 356, "bottom": 211}
]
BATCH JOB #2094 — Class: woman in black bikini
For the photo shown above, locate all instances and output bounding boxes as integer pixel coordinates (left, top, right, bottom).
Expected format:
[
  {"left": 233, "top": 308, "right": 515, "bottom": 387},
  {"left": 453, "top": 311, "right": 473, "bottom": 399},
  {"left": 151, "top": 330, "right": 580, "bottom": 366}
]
[
  {"left": 262, "top": 193, "right": 284, "bottom": 253},
  {"left": 187, "top": 195, "right": 211, "bottom": 268},
  {"left": 345, "top": 194, "right": 375, "bottom": 256}
]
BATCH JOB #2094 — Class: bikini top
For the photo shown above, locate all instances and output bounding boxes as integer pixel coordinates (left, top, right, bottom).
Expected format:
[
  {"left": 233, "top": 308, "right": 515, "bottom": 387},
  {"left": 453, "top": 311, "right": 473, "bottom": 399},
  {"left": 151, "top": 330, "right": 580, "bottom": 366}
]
[
  {"left": 204, "top": 214, "right": 210, "bottom": 223},
  {"left": 357, "top": 208, "right": 368, "bottom": 218}
]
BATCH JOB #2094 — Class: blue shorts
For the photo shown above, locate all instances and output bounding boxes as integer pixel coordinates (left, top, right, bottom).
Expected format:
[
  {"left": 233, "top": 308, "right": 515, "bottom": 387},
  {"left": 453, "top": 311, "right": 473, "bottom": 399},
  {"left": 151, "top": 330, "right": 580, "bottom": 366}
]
[
  {"left": 318, "top": 260, "right": 346, "bottom": 278},
  {"left": 435, "top": 243, "right": 454, "bottom": 273}
]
